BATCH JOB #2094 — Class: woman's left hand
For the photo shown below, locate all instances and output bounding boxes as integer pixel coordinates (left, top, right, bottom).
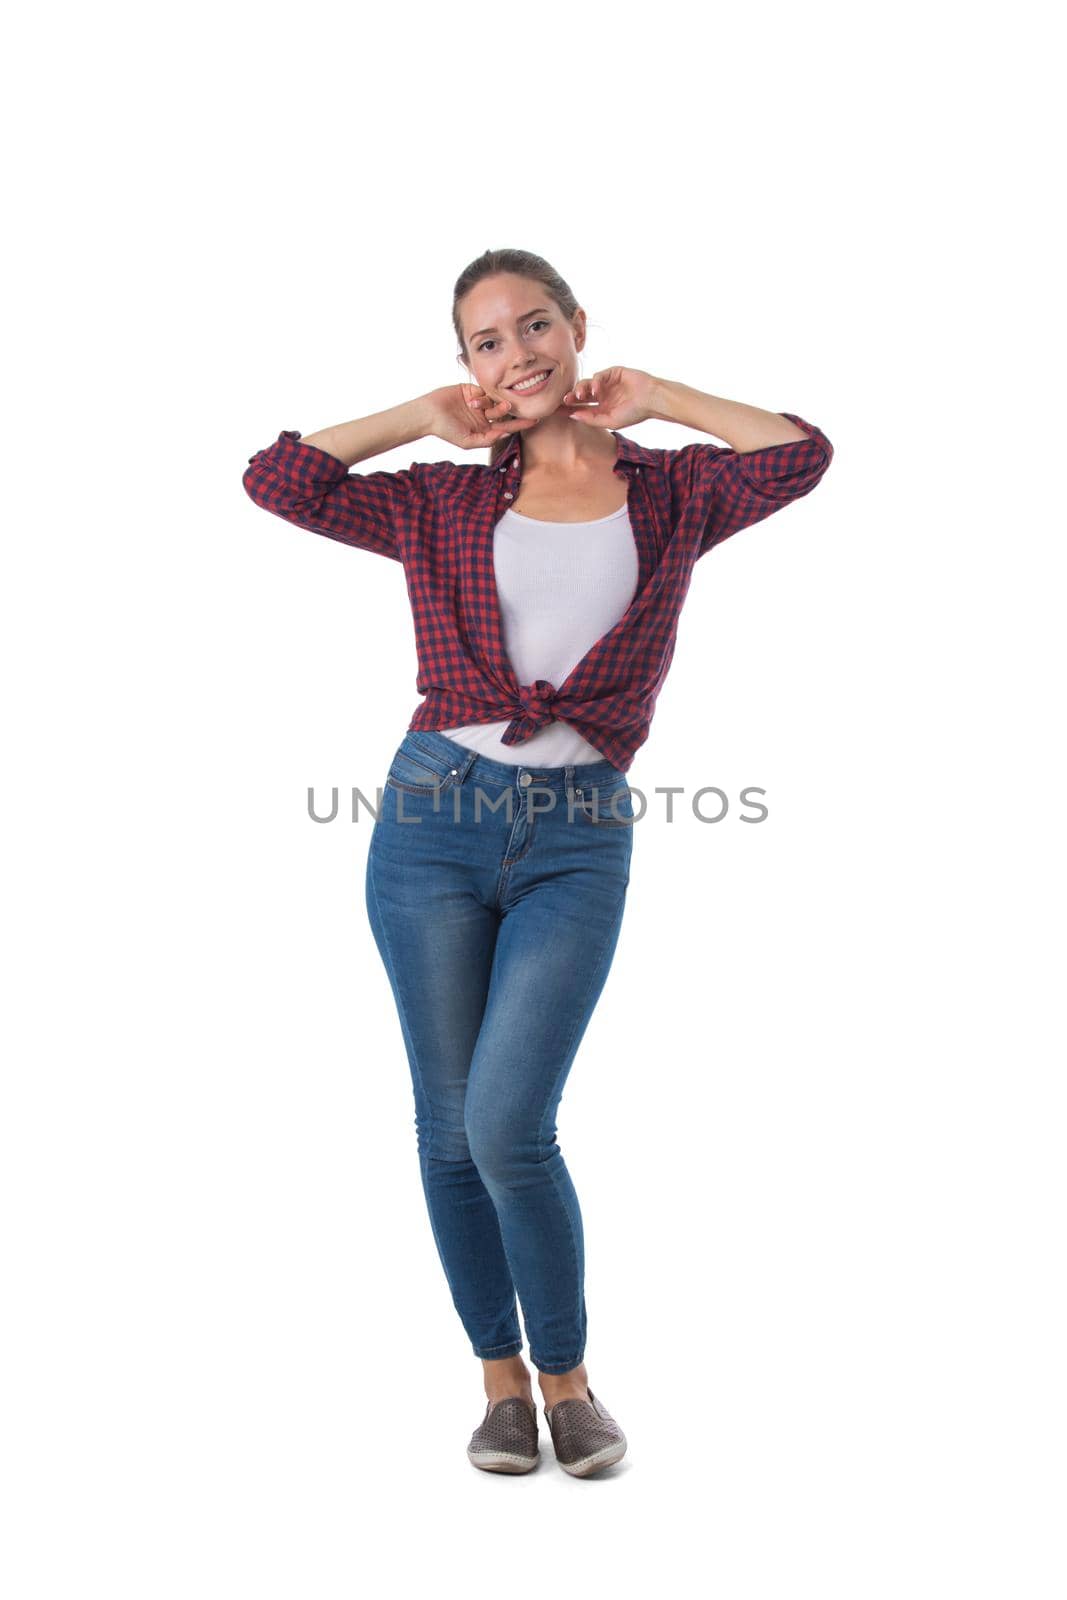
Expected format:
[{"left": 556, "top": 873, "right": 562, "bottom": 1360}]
[{"left": 562, "top": 367, "right": 659, "bottom": 430}]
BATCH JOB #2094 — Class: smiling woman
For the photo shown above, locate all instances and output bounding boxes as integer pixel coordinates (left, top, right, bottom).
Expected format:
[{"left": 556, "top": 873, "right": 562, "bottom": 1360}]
[
  {"left": 449, "top": 253, "right": 593, "bottom": 463},
  {"left": 241, "top": 242, "right": 833, "bottom": 1477}
]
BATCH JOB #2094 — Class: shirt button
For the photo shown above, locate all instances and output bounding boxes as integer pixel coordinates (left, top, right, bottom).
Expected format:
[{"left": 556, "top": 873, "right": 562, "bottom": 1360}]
[
  {"left": 498, "top": 465, "right": 507, "bottom": 472},
  {"left": 504, "top": 492, "right": 513, "bottom": 499}
]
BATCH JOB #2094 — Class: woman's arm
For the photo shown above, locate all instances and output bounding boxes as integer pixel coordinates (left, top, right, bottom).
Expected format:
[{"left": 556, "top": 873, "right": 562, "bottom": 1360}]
[
  {"left": 649, "top": 380, "right": 810, "bottom": 452},
  {"left": 241, "top": 382, "right": 531, "bottom": 558},
  {"left": 242, "top": 393, "right": 440, "bottom": 561},
  {"left": 298, "top": 395, "right": 437, "bottom": 467}
]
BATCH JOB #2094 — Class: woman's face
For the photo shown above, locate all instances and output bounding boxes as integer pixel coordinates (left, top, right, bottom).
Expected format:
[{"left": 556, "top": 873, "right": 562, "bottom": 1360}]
[{"left": 459, "top": 273, "right": 584, "bottom": 415}]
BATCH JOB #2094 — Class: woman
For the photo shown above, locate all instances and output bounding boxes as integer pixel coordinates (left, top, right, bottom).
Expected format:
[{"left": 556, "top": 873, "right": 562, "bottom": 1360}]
[{"left": 242, "top": 248, "right": 833, "bottom": 1477}]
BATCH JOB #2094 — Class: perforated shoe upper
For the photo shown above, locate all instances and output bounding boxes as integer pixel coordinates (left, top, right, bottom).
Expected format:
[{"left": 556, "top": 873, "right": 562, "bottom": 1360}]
[
  {"left": 544, "top": 1387, "right": 626, "bottom": 1469},
  {"left": 467, "top": 1396, "right": 540, "bottom": 1468}
]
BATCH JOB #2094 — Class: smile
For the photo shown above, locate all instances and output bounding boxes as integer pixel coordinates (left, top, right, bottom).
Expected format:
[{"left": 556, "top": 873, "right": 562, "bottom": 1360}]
[{"left": 507, "top": 369, "right": 553, "bottom": 394}]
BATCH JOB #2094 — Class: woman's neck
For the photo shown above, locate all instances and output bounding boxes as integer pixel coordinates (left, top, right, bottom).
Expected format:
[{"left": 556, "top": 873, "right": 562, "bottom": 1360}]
[{"left": 517, "top": 413, "right": 620, "bottom": 476}]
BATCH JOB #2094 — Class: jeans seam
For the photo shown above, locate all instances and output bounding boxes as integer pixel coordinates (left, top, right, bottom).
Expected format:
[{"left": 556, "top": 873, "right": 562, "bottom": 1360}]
[
  {"left": 385, "top": 774, "right": 459, "bottom": 797},
  {"left": 366, "top": 857, "right": 456, "bottom": 1299},
  {"left": 573, "top": 787, "right": 634, "bottom": 826},
  {"left": 533, "top": 896, "right": 623, "bottom": 1370}
]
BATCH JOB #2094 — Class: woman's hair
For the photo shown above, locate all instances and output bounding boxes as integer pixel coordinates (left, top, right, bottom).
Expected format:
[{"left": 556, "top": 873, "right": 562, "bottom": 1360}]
[{"left": 452, "top": 248, "right": 581, "bottom": 468}]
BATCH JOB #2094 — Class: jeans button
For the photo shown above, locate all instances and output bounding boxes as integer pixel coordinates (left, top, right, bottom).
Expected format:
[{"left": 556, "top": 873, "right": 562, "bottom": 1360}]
[{"left": 518, "top": 772, "right": 532, "bottom": 786}]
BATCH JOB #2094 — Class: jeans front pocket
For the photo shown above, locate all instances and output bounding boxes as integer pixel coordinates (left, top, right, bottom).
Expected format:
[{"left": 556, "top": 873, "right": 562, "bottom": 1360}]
[
  {"left": 571, "top": 780, "right": 635, "bottom": 827},
  {"left": 385, "top": 737, "right": 462, "bottom": 796}
]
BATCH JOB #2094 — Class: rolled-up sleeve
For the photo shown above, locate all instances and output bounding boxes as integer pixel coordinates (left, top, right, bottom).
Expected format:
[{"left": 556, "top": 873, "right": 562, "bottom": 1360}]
[
  {"left": 242, "top": 430, "right": 430, "bottom": 562},
  {"left": 694, "top": 413, "right": 834, "bottom": 557}
]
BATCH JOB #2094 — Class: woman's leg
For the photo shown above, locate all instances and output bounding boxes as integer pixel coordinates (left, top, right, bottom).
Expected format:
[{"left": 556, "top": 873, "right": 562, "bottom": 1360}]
[
  {"left": 365, "top": 836, "right": 525, "bottom": 1360},
  {"left": 363, "top": 733, "right": 634, "bottom": 1388},
  {"left": 464, "top": 854, "right": 630, "bottom": 1377}
]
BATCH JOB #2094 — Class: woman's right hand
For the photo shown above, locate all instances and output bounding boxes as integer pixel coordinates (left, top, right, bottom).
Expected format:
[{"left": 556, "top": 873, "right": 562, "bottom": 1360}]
[{"left": 422, "top": 383, "right": 541, "bottom": 451}]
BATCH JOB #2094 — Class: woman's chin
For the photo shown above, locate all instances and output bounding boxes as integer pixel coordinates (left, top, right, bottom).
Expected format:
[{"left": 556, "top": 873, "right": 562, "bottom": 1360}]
[{"left": 501, "top": 396, "right": 569, "bottom": 425}]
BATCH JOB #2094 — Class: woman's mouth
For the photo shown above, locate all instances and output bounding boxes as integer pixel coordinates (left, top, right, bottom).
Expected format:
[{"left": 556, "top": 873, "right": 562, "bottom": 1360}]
[{"left": 506, "top": 369, "right": 553, "bottom": 397}]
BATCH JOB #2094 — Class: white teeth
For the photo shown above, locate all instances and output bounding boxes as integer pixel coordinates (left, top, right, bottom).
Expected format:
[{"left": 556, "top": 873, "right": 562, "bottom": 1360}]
[{"left": 511, "top": 370, "right": 551, "bottom": 392}]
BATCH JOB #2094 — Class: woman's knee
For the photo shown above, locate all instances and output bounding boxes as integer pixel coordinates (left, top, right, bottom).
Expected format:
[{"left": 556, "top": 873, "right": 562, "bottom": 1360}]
[{"left": 465, "top": 1107, "right": 544, "bottom": 1185}]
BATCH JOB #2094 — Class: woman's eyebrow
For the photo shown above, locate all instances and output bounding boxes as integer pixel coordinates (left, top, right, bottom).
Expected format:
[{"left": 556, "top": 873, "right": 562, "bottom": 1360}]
[{"left": 470, "top": 307, "right": 550, "bottom": 341}]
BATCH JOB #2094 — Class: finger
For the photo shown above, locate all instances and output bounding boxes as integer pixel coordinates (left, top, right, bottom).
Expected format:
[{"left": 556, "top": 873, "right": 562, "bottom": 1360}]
[{"left": 475, "top": 423, "right": 534, "bottom": 448}]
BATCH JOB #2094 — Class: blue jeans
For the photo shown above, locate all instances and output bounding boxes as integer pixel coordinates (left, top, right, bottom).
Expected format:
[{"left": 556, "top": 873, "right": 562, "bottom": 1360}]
[{"left": 364, "top": 729, "right": 635, "bottom": 1374}]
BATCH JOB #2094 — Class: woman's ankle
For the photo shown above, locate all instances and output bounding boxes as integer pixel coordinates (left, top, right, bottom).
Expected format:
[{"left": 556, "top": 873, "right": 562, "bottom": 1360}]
[
  {"left": 481, "top": 1353, "right": 534, "bottom": 1401},
  {"left": 537, "top": 1361, "right": 590, "bottom": 1403}
]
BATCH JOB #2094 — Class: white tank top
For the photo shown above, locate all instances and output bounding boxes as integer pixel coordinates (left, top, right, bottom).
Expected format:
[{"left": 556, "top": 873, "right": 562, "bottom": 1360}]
[{"left": 440, "top": 503, "right": 639, "bottom": 764}]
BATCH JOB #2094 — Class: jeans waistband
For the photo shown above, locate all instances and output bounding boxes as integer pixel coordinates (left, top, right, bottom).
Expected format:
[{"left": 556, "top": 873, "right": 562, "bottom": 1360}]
[{"left": 399, "top": 728, "right": 628, "bottom": 793}]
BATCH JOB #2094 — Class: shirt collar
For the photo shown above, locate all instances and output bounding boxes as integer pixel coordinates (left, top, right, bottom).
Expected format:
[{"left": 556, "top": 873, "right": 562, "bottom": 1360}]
[{"left": 492, "top": 428, "right": 661, "bottom": 474}]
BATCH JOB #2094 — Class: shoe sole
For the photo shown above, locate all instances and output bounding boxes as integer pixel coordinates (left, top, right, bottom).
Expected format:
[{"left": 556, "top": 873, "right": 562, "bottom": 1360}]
[
  {"left": 556, "top": 1435, "right": 628, "bottom": 1476},
  {"left": 467, "top": 1447, "right": 540, "bottom": 1474}
]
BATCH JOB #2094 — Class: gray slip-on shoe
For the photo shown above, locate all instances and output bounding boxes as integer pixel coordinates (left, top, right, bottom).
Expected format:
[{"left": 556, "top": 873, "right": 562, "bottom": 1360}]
[
  {"left": 467, "top": 1395, "right": 541, "bottom": 1473},
  {"left": 544, "top": 1387, "right": 628, "bottom": 1476}
]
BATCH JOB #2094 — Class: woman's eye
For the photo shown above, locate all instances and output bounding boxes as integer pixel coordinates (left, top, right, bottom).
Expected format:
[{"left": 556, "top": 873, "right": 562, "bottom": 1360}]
[{"left": 478, "top": 320, "right": 549, "bottom": 354}]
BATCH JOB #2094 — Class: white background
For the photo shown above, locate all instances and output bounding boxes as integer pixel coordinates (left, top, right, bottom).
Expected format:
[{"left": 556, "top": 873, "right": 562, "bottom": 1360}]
[{"left": 4, "top": 1, "right": 1063, "bottom": 1595}]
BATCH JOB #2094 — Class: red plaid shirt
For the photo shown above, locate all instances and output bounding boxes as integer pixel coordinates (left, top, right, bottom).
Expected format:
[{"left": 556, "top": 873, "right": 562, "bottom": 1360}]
[{"left": 242, "top": 414, "right": 833, "bottom": 772}]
